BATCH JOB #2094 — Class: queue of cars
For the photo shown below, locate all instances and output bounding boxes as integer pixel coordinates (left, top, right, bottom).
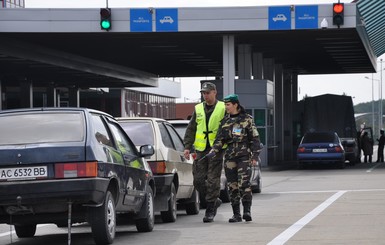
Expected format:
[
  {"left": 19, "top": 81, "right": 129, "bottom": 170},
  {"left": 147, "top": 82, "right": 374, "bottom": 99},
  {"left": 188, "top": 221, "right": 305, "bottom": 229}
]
[
  {"left": 0, "top": 109, "right": 263, "bottom": 245},
  {"left": 0, "top": 108, "right": 156, "bottom": 245}
]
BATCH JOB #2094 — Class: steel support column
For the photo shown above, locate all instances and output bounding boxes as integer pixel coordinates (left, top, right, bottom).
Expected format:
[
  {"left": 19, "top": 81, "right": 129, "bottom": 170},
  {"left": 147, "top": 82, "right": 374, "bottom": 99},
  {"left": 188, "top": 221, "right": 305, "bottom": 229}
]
[
  {"left": 237, "top": 44, "right": 252, "bottom": 80},
  {"left": 47, "top": 84, "right": 57, "bottom": 107},
  {"left": 223, "top": 35, "right": 235, "bottom": 96},
  {"left": 68, "top": 87, "right": 79, "bottom": 107},
  {"left": 252, "top": 53, "right": 264, "bottom": 80},
  {"left": 275, "top": 64, "right": 284, "bottom": 162},
  {"left": 20, "top": 80, "right": 33, "bottom": 108},
  {"left": 0, "top": 80, "right": 2, "bottom": 110}
]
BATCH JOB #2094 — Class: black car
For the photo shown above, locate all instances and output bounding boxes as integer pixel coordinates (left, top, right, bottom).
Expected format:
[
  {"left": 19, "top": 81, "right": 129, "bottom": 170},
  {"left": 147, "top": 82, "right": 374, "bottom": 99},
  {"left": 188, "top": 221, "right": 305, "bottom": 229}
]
[{"left": 0, "top": 108, "right": 155, "bottom": 245}]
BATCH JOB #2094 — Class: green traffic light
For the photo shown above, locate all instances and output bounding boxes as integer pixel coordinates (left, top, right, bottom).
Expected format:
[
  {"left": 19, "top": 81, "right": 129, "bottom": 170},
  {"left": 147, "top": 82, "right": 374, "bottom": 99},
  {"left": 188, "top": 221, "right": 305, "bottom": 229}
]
[{"left": 101, "top": 20, "right": 111, "bottom": 30}]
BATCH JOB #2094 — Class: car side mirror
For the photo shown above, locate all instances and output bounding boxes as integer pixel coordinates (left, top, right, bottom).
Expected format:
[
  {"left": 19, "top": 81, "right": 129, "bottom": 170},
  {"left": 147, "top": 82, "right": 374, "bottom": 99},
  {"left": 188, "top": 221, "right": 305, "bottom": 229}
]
[{"left": 139, "top": 144, "right": 154, "bottom": 157}]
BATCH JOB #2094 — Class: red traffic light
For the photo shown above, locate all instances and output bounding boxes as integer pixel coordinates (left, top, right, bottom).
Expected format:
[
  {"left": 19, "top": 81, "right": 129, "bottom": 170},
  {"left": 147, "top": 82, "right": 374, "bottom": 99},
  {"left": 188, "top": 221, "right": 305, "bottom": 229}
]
[
  {"left": 333, "top": 3, "right": 344, "bottom": 27},
  {"left": 100, "top": 8, "right": 111, "bottom": 18},
  {"left": 333, "top": 3, "right": 344, "bottom": 14}
]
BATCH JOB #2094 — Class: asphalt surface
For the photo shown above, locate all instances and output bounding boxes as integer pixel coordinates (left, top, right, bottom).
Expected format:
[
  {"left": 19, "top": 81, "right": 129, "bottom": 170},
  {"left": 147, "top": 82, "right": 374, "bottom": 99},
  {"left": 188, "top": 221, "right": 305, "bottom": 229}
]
[{"left": 1, "top": 147, "right": 385, "bottom": 245}]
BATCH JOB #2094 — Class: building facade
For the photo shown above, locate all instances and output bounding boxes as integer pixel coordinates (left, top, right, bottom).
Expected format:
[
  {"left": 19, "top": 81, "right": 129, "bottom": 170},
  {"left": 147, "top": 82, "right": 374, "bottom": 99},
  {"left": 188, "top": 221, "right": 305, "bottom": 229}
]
[
  {"left": 0, "top": 77, "right": 180, "bottom": 119},
  {"left": 0, "top": 0, "right": 24, "bottom": 8}
]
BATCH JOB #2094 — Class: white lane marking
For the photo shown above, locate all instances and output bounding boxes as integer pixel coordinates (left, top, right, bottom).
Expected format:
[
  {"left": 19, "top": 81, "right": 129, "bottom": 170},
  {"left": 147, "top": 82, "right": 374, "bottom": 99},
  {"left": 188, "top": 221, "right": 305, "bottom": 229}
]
[
  {"left": 366, "top": 162, "right": 382, "bottom": 172},
  {"left": 0, "top": 224, "right": 51, "bottom": 238},
  {"left": 267, "top": 190, "right": 346, "bottom": 245},
  {"left": 266, "top": 188, "right": 385, "bottom": 194}
]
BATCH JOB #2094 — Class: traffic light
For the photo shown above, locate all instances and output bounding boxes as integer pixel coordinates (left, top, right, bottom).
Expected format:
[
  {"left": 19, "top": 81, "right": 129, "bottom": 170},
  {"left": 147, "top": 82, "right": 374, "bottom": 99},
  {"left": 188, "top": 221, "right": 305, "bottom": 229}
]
[
  {"left": 333, "top": 3, "right": 344, "bottom": 27},
  {"left": 100, "top": 8, "right": 111, "bottom": 30}
]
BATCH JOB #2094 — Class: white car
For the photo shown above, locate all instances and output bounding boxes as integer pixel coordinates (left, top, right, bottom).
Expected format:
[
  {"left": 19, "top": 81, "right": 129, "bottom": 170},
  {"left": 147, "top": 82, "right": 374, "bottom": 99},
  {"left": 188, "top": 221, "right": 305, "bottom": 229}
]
[
  {"left": 117, "top": 117, "right": 199, "bottom": 223},
  {"left": 167, "top": 119, "right": 190, "bottom": 139}
]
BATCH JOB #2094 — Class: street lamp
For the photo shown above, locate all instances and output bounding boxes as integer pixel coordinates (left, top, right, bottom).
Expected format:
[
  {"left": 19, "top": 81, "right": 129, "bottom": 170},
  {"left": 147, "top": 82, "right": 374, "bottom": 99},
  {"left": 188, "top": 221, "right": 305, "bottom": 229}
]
[
  {"left": 379, "top": 59, "right": 382, "bottom": 130},
  {"left": 365, "top": 75, "right": 379, "bottom": 133}
]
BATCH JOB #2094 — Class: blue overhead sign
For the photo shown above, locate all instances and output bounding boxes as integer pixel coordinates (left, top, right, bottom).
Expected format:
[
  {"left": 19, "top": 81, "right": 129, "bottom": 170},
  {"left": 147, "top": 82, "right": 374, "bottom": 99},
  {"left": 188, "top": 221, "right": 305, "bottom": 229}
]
[
  {"left": 295, "top": 5, "right": 318, "bottom": 29},
  {"left": 268, "top": 6, "right": 291, "bottom": 30},
  {"left": 156, "top": 9, "right": 178, "bottom": 32},
  {"left": 130, "top": 9, "right": 152, "bottom": 32}
]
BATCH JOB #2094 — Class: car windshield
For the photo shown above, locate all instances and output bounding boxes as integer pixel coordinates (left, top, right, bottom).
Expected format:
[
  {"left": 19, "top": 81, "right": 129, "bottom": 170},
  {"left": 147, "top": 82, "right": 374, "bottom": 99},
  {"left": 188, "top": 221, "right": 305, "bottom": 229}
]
[
  {"left": 302, "top": 132, "right": 337, "bottom": 143},
  {"left": 120, "top": 121, "right": 155, "bottom": 146},
  {"left": 0, "top": 112, "right": 84, "bottom": 145}
]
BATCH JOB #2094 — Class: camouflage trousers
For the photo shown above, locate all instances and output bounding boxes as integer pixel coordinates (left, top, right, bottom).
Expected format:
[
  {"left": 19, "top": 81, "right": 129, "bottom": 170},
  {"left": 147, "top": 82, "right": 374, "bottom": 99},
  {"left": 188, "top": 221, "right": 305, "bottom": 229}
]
[
  {"left": 193, "top": 149, "right": 223, "bottom": 203},
  {"left": 224, "top": 156, "right": 252, "bottom": 206}
]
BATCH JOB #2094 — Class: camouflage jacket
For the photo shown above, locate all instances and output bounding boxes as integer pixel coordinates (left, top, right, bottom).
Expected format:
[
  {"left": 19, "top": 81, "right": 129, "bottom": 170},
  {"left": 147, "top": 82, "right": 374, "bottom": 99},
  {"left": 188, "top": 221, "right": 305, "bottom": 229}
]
[{"left": 211, "top": 111, "right": 261, "bottom": 161}]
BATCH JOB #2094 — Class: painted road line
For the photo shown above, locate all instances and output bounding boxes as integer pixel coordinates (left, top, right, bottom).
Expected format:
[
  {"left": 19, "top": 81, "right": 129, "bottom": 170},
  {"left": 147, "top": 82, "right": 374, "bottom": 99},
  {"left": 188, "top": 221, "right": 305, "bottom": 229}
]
[
  {"left": 267, "top": 189, "right": 385, "bottom": 194},
  {"left": 367, "top": 162, "right": 382, "bottom": 173},
  {"left": 267, "top": 190, "right": 347, "bottom": 245}
]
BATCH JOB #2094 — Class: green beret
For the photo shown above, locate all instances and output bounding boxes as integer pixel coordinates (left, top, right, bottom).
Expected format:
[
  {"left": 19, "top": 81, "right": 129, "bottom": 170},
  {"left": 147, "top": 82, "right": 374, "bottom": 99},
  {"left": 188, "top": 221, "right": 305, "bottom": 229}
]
[{"left": 223, "top": 94, "right": 239, "bottom": 103}]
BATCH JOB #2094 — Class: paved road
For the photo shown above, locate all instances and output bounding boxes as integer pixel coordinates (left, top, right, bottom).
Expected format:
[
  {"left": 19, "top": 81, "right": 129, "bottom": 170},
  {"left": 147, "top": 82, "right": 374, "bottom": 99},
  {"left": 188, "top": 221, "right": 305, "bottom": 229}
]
[{"left": 1, "top": 160, "right": 385, "bottom": 245}]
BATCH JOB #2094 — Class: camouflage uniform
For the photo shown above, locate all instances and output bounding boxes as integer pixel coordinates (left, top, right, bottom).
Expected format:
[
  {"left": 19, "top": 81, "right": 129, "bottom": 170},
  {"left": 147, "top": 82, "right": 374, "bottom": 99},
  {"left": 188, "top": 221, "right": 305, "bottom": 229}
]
[
  {"left": 211, "top": 106, "right": 261, "bottom": 221},
  {"left": 184, "top": 101, "right": 224, "bottom": 203}
]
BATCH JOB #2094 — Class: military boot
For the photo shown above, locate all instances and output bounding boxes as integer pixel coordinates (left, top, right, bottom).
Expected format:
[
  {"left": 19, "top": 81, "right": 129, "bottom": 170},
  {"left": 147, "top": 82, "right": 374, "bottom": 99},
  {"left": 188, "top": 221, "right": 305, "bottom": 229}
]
[
  {"left": 228, "top": 204, "right": 242, "bottom": 223},
  {"left": 203, "top": 202, "right": 215, "bottom": 223},
  {"left": 242, "top": 202, "right": 252, "bottom": 221}
]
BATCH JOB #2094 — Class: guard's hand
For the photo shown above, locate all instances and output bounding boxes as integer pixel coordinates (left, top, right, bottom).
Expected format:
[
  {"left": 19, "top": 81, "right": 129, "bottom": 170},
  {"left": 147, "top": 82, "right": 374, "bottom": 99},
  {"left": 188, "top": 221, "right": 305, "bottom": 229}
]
[
  {"left": 205, "top": 150, "right": 215, "bottom": 159},
  {"left": 184, "top": 149, "right": 190, "bottom": 160}
]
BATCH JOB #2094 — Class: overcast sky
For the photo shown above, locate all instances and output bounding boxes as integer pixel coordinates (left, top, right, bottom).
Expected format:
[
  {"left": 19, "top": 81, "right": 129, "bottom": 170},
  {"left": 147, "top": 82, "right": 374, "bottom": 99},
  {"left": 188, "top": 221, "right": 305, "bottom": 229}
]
[
  {"left": 24, "top": 0, "right": 354, "bottom": 8},
  {"left": 24, "top": 0, "right": 385, "bottom": 105}
]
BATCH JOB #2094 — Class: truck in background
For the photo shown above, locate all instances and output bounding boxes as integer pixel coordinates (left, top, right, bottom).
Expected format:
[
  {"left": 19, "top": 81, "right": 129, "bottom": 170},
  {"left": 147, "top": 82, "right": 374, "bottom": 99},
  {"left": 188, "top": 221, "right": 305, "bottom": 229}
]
[{"left": 296, "top": 94, "right": 361, "bottom": 165}]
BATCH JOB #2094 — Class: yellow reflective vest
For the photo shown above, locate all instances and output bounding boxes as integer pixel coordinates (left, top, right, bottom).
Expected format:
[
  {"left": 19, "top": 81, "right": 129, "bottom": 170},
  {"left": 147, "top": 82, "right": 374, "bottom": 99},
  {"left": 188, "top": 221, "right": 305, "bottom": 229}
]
[{"left": 194, "top": 101, "right": 225, "bottom": 151}]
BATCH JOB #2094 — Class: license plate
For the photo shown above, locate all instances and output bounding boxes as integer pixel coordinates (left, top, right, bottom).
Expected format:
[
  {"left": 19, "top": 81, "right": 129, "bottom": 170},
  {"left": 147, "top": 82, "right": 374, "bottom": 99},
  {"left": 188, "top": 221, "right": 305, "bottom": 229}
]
[
  {"left": 313, "top": 148, "right": 327, "bottom": 153},
  {"left": 0, "top": 166, "right": 48, "bottom": 181}
]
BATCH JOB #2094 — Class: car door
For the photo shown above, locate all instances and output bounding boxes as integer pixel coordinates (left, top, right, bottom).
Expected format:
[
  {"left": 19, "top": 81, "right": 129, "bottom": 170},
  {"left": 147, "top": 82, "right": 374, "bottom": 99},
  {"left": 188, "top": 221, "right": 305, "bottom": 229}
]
[
  {"left": 106, "top": 118, "right": 147, "bottom": 211},
  {"left": 160, "top": 122, "right": 194, "bottom": 199}
]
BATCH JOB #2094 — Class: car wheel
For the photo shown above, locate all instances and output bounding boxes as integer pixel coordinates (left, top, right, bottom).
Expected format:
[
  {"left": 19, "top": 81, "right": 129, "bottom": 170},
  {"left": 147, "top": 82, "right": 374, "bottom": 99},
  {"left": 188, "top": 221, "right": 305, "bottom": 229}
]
[
  {"left": 298, "top": 162, "right": 306, "bottom": 170},
  {"left": 220, "top": 183, "right": 230, "bottom": 203},
  {"left": 339, "top": 161, "right": 346, "bottom": 169},
  {"left": 14, "top": 224, "right": 36, "bottom": 238},
  {"left": 185, "top": 189, "right": 200, "bottom": 215},
  {"left": 348, "top": 157, "right": 356, "bottom": 166},
  {"left": 161, "top": 182, "right": 177, "bottom": 223},
  {"left": 89, "top": 190, "right": 116, "bottom": 245},
  {"left": 56, "top": 223, "right": 69, "bottom": 228},
  {"left": 135, "top": 187, "right": 155, "bottom": 232}
]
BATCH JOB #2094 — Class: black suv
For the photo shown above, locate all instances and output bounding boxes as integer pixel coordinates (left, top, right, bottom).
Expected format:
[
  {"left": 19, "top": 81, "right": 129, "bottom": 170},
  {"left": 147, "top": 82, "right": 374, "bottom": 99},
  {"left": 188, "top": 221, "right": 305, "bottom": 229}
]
[{"left": 0, "top": 108, "right": 155, "bottom": 245}]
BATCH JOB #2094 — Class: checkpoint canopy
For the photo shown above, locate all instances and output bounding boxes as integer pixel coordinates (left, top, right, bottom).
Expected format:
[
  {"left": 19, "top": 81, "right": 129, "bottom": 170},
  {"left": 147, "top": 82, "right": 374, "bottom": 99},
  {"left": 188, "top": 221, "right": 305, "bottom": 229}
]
[{"left": 0, "top": 2, "right": 383, "bottom": 86}]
